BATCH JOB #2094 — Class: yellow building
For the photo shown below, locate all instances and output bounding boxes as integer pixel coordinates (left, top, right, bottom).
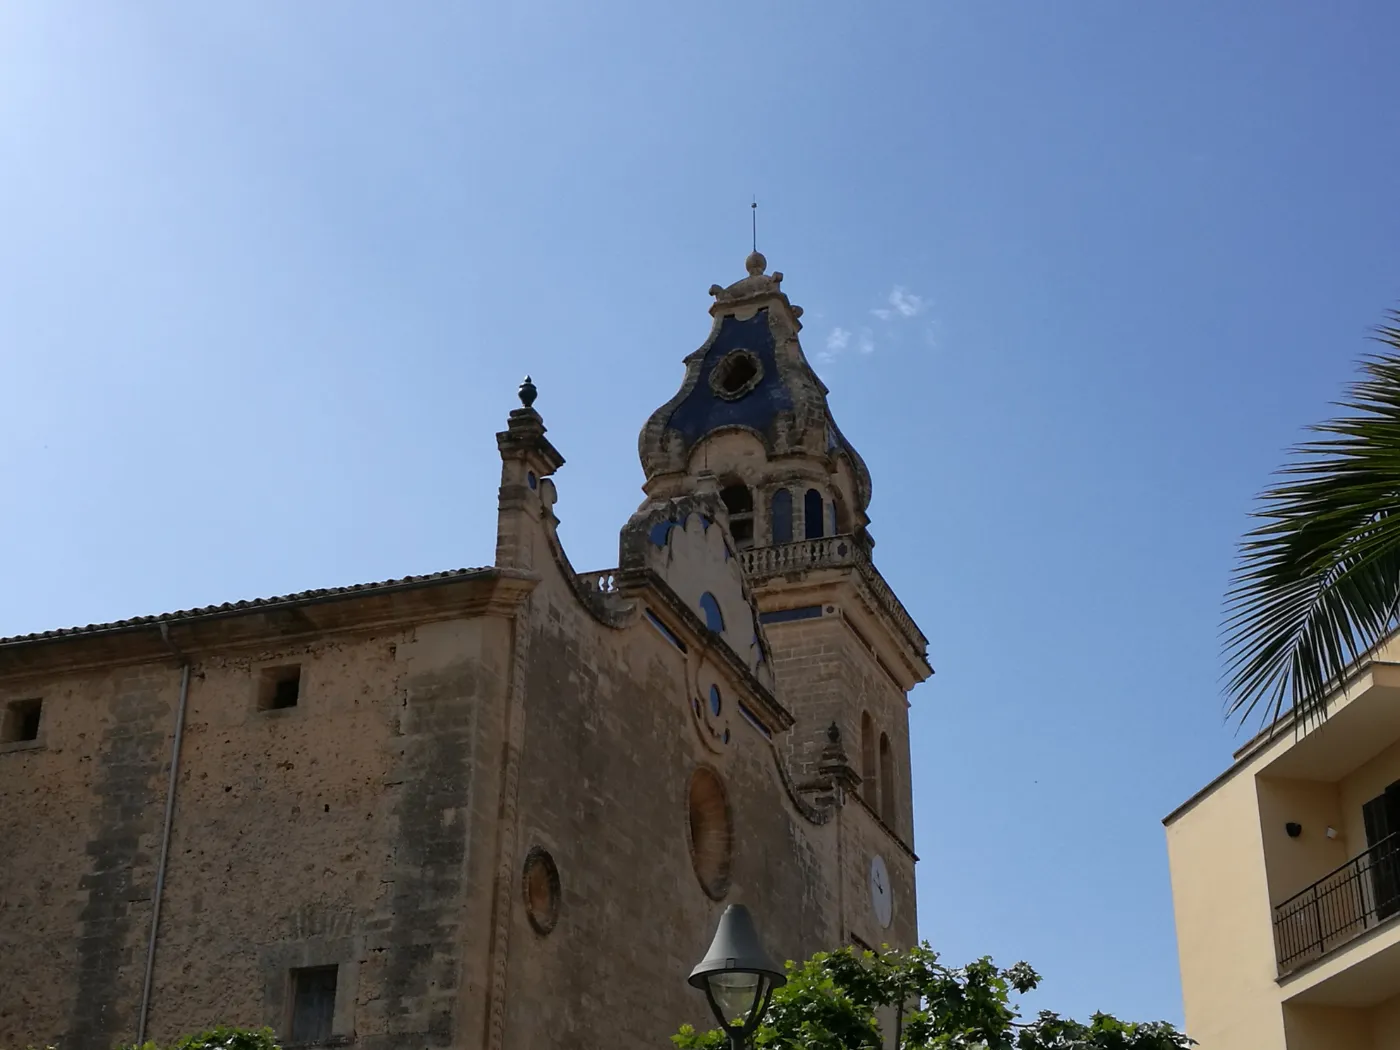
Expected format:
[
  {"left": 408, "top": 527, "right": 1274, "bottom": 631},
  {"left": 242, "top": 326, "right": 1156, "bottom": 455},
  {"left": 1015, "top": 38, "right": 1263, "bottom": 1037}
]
[{"left": 1165, "top": 642, "right": 1400, "bottom": 1049}]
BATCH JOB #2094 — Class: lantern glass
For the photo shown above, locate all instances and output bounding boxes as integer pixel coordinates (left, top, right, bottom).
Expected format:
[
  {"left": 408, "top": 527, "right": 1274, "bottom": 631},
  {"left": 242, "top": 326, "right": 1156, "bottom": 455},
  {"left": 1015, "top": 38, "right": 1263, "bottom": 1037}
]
[{"left": 708, "top": 970, "right": 762, "bottom": 1028}]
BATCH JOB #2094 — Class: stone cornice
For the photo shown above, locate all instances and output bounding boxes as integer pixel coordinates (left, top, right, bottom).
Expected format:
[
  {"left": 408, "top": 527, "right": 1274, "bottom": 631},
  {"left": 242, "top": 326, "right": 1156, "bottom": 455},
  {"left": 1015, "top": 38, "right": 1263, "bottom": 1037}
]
[
  {"left": 0, "top": 569, "right": 536, "bottom": 680},
  {"left": 849, "top": 790, "right": 920, "bottom": 861},
  {"left": 740, "top": 537, "right": 932, "bottom": 689},
  {"left": 610, "top": 565, "right": 795, "bottom": 736},
  {"left": 571, "top": 561, "right": 801, "bottom": 786}
]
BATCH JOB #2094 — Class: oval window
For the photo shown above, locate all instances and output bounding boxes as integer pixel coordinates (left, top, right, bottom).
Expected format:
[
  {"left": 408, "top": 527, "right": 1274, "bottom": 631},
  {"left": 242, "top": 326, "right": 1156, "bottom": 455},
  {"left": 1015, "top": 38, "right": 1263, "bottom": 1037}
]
[
  {"left": 688, "top": 767, "right": 733, "bottom": 900},
  {"left": 710, "top": 350, "right": 763, "bottom": 400},
  {"left": 521, "top": 846, "right": 561, "bottom": 935},
  {"left": 709, "top": 684, "right": 722, "bottom": 717}
]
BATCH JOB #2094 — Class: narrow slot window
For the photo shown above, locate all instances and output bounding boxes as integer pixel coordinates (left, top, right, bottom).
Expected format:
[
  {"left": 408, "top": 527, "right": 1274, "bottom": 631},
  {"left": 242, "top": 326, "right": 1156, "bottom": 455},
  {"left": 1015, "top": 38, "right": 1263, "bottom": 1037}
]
[
  {"left": 861, "top": 712, "right": 877, "bottom": 807},
  {"left": 879, "top": 732, "right": 896, "bottom": 826}
]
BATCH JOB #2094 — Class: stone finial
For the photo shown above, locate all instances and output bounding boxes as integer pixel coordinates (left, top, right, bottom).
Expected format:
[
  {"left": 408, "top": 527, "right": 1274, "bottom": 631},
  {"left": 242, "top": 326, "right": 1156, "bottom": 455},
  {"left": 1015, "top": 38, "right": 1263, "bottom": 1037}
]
[
  {"left": 497, "top": 373, "right": 563, "bottom": 476},
  {"left": 800, "top": 718, "right": 859, "bottom": 809},
  {"left": 709, "top": 252, "right": 788, "bottom": 309}
]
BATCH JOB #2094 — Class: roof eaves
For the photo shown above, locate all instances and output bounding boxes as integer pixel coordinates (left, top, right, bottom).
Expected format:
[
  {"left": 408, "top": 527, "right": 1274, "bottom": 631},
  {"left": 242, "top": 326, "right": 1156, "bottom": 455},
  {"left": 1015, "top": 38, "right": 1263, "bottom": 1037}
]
[{"left": 0, "top": 566, "right": 497, "bottom": 649}]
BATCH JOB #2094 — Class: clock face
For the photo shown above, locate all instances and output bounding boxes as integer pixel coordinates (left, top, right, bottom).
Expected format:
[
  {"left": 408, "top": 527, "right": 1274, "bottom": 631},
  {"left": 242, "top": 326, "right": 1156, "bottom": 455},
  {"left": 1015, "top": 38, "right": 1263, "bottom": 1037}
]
[{"left": 869, "top": 854, "right": 892, "bottom": 929}]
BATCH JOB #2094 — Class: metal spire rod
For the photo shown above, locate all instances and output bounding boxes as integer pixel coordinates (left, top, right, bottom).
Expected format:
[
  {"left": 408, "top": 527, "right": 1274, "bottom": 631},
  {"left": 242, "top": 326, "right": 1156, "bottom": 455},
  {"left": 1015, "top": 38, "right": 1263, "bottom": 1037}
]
[{"left": 751, "top": 197, "right": 757, "bottom": 252}]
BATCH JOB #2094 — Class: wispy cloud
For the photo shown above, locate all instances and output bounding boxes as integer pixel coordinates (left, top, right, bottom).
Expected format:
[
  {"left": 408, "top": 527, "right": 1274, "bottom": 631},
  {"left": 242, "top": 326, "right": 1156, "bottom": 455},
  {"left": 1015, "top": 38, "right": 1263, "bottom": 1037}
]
[
  {"left": 871, "top": 286, "right": 926, "bottom": 321},
  {"left": 888, "top": 286, "right": 925, "bottom": 318},
  {"left": 819, "top": 285, "right": 933, "bottom": 366},
  {"left": 817, "top": 326, "right": 852, "bottom": 363}
]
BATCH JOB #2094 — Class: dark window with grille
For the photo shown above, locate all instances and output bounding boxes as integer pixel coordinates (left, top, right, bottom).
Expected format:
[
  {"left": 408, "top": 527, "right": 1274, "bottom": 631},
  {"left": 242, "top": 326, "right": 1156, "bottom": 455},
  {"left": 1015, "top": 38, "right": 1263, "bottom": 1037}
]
[
  {"left": 289, "top": 965, "right": 337, "bottom": 1044},
  {"left": 1363, "top": 781, "right": 1400, "bottom": 923}
]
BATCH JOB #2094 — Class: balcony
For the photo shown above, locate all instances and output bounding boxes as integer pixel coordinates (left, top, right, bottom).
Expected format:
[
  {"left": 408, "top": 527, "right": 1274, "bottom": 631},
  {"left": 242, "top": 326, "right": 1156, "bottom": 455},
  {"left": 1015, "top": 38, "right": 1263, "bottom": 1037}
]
[
  {"left": 1274, "top": 833, "right": 1400, "bottom": 973},
  {"left": 737, "top": 536, "right": 926, "bottom": 656}
]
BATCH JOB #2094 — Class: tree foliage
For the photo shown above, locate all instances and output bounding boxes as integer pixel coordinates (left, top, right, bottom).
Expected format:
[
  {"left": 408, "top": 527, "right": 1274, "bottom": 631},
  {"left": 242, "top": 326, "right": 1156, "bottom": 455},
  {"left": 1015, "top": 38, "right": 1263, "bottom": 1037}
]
[
  {"left": 1224, "top": 320, "right": 1400, "bottom": 730},
  {"left": 8, "top": 1026, "right": 282, "bottom": 1050},
  {"left": 121, "top": 1027, "right": 282, "bottom": 1050},
  {"left": 673, "top": 945, "right": 1191, "bottom": 1049}
]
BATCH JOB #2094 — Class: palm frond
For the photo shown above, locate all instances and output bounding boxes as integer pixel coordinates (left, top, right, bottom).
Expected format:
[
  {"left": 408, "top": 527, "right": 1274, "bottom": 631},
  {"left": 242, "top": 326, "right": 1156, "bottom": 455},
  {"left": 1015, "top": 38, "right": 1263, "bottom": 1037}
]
[{"left": 1224, "top": 318, "right": 1400, "bottom": 732}]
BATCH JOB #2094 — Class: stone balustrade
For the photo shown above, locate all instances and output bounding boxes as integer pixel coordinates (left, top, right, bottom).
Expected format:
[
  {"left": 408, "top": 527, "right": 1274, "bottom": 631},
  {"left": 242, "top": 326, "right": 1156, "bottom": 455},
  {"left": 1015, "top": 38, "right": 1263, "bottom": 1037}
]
[{"left": 738, "top": 537, "right": 926, "bottom": 654}]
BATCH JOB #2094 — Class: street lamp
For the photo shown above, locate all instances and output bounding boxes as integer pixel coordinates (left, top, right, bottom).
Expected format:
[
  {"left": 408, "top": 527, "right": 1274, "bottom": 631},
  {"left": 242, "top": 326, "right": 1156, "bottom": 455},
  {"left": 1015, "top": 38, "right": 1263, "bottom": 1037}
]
[{"left": 688, "top": 904, "right": 787, "bottom": 1048}]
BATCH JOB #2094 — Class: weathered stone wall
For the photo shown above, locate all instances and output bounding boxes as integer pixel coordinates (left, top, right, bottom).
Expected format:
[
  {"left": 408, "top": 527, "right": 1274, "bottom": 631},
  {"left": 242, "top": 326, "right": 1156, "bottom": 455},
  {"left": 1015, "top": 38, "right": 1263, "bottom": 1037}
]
[
  {"left": 0, "top": 614, "right": 513, "bottom": 1050},
  {"left": 761, "top": 609, "right": 918, "bottom": 952},
  {"left": 498, "top": 565, "right": 843, "bottom": 1050},
  {"left": 765, "top": 613, "right": 854, "bottom": 786},
  {"left": 0, "top": 664, "right": 177, "bottom": 1049},
  {"left": 145, "top": 618, "right": 510, "bottom": 1050}
]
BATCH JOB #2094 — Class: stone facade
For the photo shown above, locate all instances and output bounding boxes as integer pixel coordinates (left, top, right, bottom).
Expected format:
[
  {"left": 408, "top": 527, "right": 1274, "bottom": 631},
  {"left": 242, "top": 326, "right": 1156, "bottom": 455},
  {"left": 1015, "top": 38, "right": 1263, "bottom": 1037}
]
[{"left": 0, "top": 255, "right": 932, "bottom": 1050}]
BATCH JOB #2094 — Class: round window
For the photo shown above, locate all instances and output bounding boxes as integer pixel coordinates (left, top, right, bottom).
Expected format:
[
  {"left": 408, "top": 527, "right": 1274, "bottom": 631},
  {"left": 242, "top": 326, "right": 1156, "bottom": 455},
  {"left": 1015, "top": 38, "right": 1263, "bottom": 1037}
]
[
  {"left": 521, "top": 846, "right": 561, "bottom": 935},
  {"left": 710, "top": 350, "right": 764, "bottom": 401},
  {"left": 687, "top": 767, "right": 733, "bottom": 900}
]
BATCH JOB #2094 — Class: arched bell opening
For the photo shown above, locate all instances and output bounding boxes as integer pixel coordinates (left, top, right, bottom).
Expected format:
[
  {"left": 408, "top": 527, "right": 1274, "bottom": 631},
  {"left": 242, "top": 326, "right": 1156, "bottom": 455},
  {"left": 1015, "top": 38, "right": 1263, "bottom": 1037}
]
[
  {"left": 770, "top": 488, "right": 793, "bottom": 545},
  {"left": 720, "top": 481, "right": 755, "bottom": 549}
]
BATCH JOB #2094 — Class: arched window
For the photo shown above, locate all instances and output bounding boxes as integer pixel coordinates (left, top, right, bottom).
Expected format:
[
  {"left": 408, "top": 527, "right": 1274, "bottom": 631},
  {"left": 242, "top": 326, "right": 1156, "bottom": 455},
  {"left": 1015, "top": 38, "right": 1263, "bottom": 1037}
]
[
  {"left": 860, "top": 712, "right": 877, "bottom": 808},
  {"left": 699, "top": 592, "right": 724, "bottom": 633},
  {"left": 804, "top": 488, "right": 824, "bottom": 539},
  {"left": 770, "top": 488, "right": 793, "bottom": 544},
  {"left": 833, "top": 495, "right": 851, "bottom": 535},
  {"left": 721, "top": 483, "right": 755, "bottom": 549},
  {"left": 879, "top": 732, "right": 896, "bottom": 827}
]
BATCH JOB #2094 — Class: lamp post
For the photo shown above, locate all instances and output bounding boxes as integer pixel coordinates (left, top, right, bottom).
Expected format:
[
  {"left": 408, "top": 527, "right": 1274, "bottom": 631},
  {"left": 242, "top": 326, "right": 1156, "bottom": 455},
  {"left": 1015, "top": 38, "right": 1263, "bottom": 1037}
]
[{"left": 688, "top": 904, "right": 787, "bottom": 1049}]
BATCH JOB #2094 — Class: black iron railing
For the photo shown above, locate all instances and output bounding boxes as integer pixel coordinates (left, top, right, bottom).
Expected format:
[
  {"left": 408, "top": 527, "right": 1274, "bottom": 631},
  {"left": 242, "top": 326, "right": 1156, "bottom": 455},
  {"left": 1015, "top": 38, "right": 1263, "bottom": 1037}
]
[{"left": 1273, "top": 832, "right": 1400, "bottom": 972}]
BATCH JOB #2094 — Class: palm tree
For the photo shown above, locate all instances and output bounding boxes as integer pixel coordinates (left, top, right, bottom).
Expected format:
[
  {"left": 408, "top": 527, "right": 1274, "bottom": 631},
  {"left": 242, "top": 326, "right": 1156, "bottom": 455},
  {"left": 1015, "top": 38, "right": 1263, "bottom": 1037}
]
[{"left": 1225, "top": 316, "right": 1400, "bottom": 731}]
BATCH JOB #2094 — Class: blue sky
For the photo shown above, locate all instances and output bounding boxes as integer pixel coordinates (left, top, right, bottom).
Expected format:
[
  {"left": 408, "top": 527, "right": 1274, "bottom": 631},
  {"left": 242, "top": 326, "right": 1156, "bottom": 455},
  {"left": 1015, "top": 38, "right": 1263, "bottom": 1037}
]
[{"left": 4, "top": 2, "right": 1400, "bottom": 1029}]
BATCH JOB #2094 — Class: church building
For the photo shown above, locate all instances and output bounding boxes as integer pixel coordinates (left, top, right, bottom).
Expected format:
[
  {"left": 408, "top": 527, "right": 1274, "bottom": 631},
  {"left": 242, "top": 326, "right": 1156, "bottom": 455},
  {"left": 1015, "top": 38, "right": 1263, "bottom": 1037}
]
[{"left": 0, "top": 253, "right": 932, "bottom": 1050}]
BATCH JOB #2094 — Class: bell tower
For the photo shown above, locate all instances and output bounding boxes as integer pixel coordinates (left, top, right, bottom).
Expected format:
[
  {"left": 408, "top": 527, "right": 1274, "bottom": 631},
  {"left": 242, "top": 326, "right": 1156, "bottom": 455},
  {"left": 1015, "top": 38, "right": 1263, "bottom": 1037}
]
[{"left": 637, "top": 252, "right": 932, "bottom": 943}]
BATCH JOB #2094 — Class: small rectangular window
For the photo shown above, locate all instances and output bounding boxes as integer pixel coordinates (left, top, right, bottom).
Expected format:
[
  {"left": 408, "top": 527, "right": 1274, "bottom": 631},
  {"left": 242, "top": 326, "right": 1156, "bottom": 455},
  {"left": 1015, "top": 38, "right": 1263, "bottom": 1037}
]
[
  {"left": 289, "top": 964, "right": 337, "bottom": 1044},
  {"left": 1, "top": 698, "right": 42, "bottom": 743},
  {"left": 259, "top": 666, "right": 302, "bottom": 711}
]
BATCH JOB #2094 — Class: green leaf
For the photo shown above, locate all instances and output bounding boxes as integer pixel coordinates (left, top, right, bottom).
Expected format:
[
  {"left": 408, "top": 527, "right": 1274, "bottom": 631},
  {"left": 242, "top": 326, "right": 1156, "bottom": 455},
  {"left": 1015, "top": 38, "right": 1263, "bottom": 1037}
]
[
  {"left": 674, "top": 943, "right": 1192, "bottom": 1049},
  {"left": 1224, "top": 320, "right": 1400, "bottom": 731}
]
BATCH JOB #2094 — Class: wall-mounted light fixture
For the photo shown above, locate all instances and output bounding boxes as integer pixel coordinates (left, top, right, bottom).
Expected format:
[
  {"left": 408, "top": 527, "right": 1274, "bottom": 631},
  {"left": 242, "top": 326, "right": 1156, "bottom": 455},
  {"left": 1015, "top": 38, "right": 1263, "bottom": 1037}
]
[
  {"left": 1285, "top": 822, "right": 1302, "bottom": 838},
  {"left": 1326, "top": 826, "right": 1339, "bottom": 839}
]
